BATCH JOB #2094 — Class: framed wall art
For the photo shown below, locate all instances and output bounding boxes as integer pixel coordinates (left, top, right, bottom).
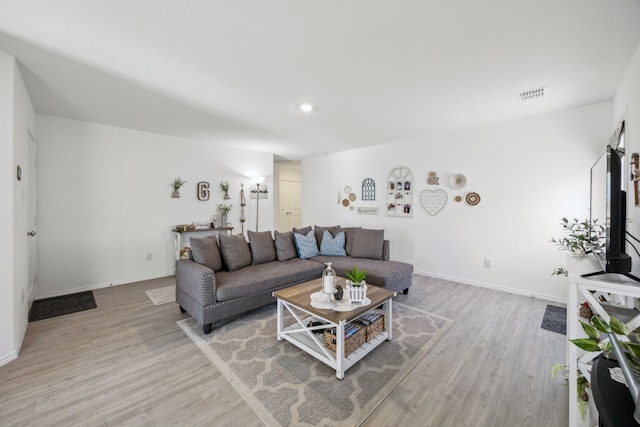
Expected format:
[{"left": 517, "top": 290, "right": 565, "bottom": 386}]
[
  {"left": 386, "top": 166, "right": 414, "bottom": 218},
  {"left": 362, "top": 178, "right": 375, "bottom": 200}
]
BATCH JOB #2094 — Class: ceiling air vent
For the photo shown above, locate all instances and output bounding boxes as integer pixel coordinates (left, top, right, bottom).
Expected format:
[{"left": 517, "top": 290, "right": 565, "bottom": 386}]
[{"left": 517, "top": 87, "right": 546, "bottom": 102}]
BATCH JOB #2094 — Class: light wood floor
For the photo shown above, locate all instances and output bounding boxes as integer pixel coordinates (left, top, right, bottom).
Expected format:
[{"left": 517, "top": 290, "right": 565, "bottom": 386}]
[{"left": 0, "top": 275, "right": 568, "bottom": 426}]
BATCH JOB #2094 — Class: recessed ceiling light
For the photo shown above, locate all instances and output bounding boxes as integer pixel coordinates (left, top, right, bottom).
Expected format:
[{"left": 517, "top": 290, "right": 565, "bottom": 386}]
[{"left": 296, "top": 102, "right": 316, "bottom": 113}]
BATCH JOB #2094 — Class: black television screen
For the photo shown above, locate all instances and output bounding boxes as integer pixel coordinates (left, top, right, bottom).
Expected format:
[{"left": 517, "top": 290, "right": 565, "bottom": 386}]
[{"left": 589, "top": 145, "right": 634, "bottom": 278}]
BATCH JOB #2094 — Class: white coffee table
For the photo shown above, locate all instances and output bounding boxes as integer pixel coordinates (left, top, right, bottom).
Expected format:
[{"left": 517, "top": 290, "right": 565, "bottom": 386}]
[{"left": 273, "top": 278, "right": 395, "bottom": 379}]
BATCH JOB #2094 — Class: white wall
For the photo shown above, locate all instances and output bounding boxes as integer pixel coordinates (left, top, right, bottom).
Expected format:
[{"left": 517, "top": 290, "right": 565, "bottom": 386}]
[
  {"left": 302, "top": 102, "right": 612, "bottom": 301},
  {"left": 613, "top": 40, "right": 640, "bottom": 278},
  {"left": 36, "top": 115, "right": 274, "bottom": 297}
]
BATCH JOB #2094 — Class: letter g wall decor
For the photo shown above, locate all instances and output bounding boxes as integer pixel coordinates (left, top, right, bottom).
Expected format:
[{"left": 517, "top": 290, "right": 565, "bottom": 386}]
[{"left": 197, "top": 181, "right": 210, "bottom": 201}]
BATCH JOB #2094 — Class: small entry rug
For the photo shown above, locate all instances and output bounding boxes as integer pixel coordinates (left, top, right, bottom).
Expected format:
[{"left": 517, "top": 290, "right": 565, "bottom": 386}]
[
  {"left": 178, "top": 302, "right": 454, "bottom": 427},
  {"left": 145, "top": 285, "right": 176, "bottom": 306},
  {"left": 541, "top": 304, "right": 566, "bottom": 335},
  {"left": 29, "top": 291, "right": 97, "bottom": 322}
]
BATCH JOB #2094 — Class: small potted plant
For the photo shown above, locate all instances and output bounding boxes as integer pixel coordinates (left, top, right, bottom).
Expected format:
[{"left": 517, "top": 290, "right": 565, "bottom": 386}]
[
  {"left": 219, "top": 180, "right": 231, "bottom": 199},
  {"left": 345, "top": 266, "right": 368, "bottom": 304},
  {"left": 171, "top": 177, "right": 186, "bottom": 198},
  {"left": 217, "top": 203, "right": 232, "bottom": 227}
]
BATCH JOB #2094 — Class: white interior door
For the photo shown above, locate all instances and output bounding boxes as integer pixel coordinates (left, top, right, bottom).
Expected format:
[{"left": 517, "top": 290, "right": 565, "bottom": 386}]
[
  {"left": 27, "top": 131, "right": 37, "bottom": 305},
  {"left": 279, "top": 180, "right": 302, "bottom": 231}
]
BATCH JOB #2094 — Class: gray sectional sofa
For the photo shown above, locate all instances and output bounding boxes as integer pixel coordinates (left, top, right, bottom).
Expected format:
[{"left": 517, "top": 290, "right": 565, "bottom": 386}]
[{"left": 175, "top": 225, "right": 413, "bottom": 334}]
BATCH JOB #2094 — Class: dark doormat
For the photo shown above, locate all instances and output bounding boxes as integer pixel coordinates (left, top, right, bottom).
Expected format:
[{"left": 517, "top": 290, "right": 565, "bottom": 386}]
[
  {"left": 29, "top": 291, "right": 97, "bottom": 322},
  {"left": 541, "top": 304, "right": 566, "bottom": 335}
]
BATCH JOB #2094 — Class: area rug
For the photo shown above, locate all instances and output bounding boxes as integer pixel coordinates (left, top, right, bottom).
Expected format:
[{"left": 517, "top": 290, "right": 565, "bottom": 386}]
[
  {"left": 28, "top": 291, "right": 97, "bottom": 322},
  {"left": 541, "top": 304, "right": 566, "bottom": 335},
  {"left": 177, "top": 302, "right": 454, "bottom": 426},
  {"left": 145, "top": 285, "right": 176, "bottom": 306}
]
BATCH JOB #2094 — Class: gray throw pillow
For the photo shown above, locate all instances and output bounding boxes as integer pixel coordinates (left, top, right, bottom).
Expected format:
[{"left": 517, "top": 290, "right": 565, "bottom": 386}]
[
  {"left": 339, "top": 226, "right": 362, "bottom": 256},
  {"left": 274, "top": 230, "right": 297, "bottom": 261},
  {"left": 314, "top": 225, "right": 341, "bottom": 249},
  {"left": 293, "top": 225, "right": 313, "bottom": 236},
  {"left": 190, "top": 235, "right": 223, "bottom": 272},
  {"left": 247, "top": 230, "right": 276, "bottom": 265},
  {"left": 218, "top": 234, "right": 252, "bottom": 272},
  {"left": 349, "top": 228, "right": 384, "bottom": 260}
]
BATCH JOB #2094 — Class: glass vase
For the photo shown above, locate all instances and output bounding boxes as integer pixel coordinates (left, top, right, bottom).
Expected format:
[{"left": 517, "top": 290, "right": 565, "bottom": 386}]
[{"left": 322, "top": 262, "right": 335, "bottom": 301}]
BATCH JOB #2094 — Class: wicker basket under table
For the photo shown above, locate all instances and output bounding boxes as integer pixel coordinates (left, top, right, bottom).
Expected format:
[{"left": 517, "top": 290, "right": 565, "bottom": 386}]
[
  {"left": 324, "top": 325, "right": 366, "bottom": 357},
  {"left": 363, "top": 315, "right": 385, "bottom": 342}
]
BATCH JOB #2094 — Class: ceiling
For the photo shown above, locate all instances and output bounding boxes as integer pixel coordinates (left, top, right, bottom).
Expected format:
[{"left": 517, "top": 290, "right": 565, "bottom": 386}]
[{"left": 1, "top": 1, "right": 640, "bottom": 161}]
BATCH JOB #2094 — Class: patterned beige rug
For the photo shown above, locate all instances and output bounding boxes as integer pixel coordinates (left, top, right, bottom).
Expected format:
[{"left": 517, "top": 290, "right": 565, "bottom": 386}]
[
  {"left": 145, "top": 285, "right": 176, "bottom": 306},
  {"left": 177, "top": 302, "right": 454, "bottom": 426}
]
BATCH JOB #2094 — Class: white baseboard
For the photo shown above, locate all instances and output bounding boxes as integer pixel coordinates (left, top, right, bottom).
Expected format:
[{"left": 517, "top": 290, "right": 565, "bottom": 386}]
[
  {"left": 413, "top": 270, "right": 567, "bottom": 304},
  {"left": 0, "top": 351, "right": 18, "bottom": 367},
  {"left": 35, "top": 273, "right": 173, "bottom": 300}
]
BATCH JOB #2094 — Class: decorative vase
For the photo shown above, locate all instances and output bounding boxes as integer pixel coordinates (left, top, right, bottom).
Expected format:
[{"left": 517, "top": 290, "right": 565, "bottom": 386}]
[
  {"left": 220, "top": 213, "right": 227, "bottom": 227},
  {"left": 346, "top": 280, "right": 367, "bottom": 304},
  {"left": 224, "top": 191, "right": 230, "bottom": 200},
  {"left": 321, "top": 262, "right": 335, "bottom": 302},
  {"left": 172, "top": 190, "right": 180, "bottom": 198}
]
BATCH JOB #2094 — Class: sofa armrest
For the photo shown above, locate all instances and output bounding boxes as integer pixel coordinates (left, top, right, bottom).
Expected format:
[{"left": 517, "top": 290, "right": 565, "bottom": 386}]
[
  {"left": 176, "top": 259, "right": 216, "bottom": 305},
  {"left": 382, "top": 240, "right": 390, "bottom": 261}
]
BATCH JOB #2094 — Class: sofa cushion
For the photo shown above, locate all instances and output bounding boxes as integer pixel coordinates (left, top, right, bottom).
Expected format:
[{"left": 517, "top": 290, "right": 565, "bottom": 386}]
[
  {"left": 350, "top": 228, "right": 384, "bottom": 260},
  {"left": 274, "top": 230, "right": 297, "bottom": 261},
  {"left": 310, "top": 255, "right": 413, "bottom": 291},
  {"left": 218, "top": 234, "right": 252, "bottom": 272},
  {"left": 340, "top": 226, "right": 362, "bottom": 256},
  {"left": 214, "top": 259, "right": 325, "bottom": 301},
  {"left": 247, "top": 230, "right": 276, "bottom": 265},
  {"left": 314, "top": 225, "right": 341, "bottom": 248},
  {"left": 319, "top": 230, "right": 347, "bottom": 257},
  {"left": 190, "top": 235, "right": 223, "bottom": 272},
  {"left": 293, "top": 225, "right": 313, "bottom": 237},
  {"left": 293, "top": 230, "right": 319, "bottom": 259}
]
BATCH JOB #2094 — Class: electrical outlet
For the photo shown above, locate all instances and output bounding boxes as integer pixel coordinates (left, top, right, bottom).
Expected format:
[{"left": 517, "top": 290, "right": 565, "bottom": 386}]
[
  {"left": 484, "top": 258, "right": 492, "bottom": 268},
  {"left": 146, "top": 253, "right": 153, "bottom": 261}
]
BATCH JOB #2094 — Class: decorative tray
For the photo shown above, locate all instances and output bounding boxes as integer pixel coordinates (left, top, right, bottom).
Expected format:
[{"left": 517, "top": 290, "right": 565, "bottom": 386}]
[{"left": 310, "top": 291, "right": 372, "bottom": 311}]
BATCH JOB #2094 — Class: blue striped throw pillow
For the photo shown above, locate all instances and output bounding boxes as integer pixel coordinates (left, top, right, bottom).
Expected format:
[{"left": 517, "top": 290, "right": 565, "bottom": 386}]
[{"left": 320, "top": 230, "right": 346, "bottom": 256}]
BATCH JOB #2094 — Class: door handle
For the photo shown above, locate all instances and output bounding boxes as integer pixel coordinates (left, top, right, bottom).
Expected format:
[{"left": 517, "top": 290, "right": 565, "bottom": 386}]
[{"left": 27, "top": 231, "right": 36, "bottom": 237}]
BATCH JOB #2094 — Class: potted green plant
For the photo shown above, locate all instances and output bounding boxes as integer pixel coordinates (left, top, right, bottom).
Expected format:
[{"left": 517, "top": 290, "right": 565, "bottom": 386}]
[
  {"left": 219, "top": 180, "right": 231, "bottom": 199},
  {"left": 217, "top": 203, "right": 232, "bottom": 226},
  {"left": 554, "top": 314, "right": 640, "bottom": 420},
  {"left": 171, "top": 177, "right": 186, "bottom": 198},
  {"left": 550, "top": 217, "right": 605, "bottom": 276},
  {"left": 345, "top": 266, "right": 368, "bottom": 304}
]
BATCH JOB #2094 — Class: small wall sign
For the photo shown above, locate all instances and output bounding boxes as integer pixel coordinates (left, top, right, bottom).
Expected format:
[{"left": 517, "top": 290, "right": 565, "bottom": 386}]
[{"left": 357, "top": 207, "right": 379, "bottom": 215}]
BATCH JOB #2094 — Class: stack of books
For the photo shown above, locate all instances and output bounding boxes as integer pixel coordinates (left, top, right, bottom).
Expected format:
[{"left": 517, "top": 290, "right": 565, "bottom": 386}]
[
  {"left": 326, "top": 323, "right": 361, "bottom": 340},
  {"left": 356, "top": 312, "right": 382, "bottom": 326}
]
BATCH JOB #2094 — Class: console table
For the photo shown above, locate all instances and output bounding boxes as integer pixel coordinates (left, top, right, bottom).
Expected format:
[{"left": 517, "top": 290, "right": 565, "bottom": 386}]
[
  {"left": 172, "top": 227, "right": 233, "bottom": 260},
  {"left": 568, "top": 274, "right": 640, "bottom": 427}
]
